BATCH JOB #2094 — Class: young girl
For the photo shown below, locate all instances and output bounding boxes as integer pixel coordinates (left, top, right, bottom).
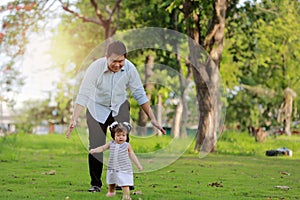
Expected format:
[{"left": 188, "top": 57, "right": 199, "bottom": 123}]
[{"left": 89, "top": 122, "right": 142, "bottom": 200}]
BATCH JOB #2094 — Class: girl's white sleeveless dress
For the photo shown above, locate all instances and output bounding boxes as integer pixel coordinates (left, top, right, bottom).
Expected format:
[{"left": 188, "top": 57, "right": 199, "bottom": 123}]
[{"left": 106, "top": 141, "right": 133, "bottom": 186}]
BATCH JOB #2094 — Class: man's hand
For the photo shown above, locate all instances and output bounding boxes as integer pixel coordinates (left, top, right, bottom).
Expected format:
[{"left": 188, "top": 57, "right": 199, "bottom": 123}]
[
  {"left": 66, "top": 104, "right": 84, "bottom": 139},
  {"left": 151, "top": 120, "right": 166, "bottom": 135},
  {"left": 140, "top": 102, "right": 166, "bottom": 135},
  {"left": 66, "top": 120, "right": 76, "bottom": 139}
]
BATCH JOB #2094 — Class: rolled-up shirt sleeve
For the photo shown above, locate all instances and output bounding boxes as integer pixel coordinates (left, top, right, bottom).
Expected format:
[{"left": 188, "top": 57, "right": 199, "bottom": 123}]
[
  {"left": 128, "top": 65, "right": 149, "bottom": 105},
  {"left": 75, "top": 62, "right": 98, "bottom": 107}
]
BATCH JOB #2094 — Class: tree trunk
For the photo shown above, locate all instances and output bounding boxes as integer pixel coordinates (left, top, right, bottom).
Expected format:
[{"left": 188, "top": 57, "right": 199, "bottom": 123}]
[
  {"left": 191, "top": 59, "right": 219, "bottom": 152},
  {"left": 283, "top": 96, "right": 292, "bottom": 136},
  {"left": 183, "top": 0, "right": 227, "bottom": 152},
  {"left": 179, "top": 59, "right": 193, "bottom": 138},
  {"left": 157, "top": 93, "right": 163, "bottom": 136},
  {"left": 171, "top": 98, "right": 183, "bottom": 138},
  {"left": 278, "top": 88, "right": 297, "bottom": 136},
  {"left": 170, "top": 11, "right": 191, "bottom": 138},
  {"left": 138, "top": 55, "right": 154, "bottom": 136}
]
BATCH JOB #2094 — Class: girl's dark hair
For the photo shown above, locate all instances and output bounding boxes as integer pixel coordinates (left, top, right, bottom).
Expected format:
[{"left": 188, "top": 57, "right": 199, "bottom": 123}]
[
  {"left": 109, "top": 122, "right": 132, "bottom": 142},
  {"left": 106, "top": 41, "right": 127, "bottom": 58}
]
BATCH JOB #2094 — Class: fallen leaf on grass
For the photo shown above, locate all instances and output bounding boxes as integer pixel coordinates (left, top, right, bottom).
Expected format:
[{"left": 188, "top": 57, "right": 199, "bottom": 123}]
[
  {"left": 279, "top": 171, "right": 290, "bottom": 176},
  {"left": 274, "top": 185, "right": 290, "bottom": 190},
  {"left": 42, "top": 170, "right": 56, "bottom": 175},
  {"left": 207, "top": 182, "right": 223, "bottom": 187},
  {"left": 167, "top": 170, "right": 176, "bottom": 173}
]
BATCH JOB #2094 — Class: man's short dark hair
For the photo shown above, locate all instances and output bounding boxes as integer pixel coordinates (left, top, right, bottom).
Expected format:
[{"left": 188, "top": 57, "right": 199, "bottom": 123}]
[{"left": 107, "top": 41, "right": 127, "bottom": 57}]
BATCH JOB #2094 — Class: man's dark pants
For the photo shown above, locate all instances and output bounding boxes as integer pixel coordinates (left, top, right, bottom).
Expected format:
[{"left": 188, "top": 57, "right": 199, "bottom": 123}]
[{"left": 86, "top": 100, "right": 130, "bottom": 188}]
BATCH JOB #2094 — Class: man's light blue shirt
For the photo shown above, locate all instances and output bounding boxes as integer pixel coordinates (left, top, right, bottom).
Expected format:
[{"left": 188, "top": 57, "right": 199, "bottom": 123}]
[{"left": 75, "top": 57, "right": 148, "bottom": 123}]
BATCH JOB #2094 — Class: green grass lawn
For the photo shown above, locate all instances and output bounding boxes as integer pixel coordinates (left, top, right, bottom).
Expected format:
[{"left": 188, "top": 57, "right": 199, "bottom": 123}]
[{"left": 0, "top": 132, "right": 299, "bottom": 200}]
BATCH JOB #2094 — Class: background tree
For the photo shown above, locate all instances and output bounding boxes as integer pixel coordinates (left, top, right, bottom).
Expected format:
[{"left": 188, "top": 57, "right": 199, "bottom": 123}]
[
  {"left": 14, "top": 97, "right": 57, "bottom": 133},
  {"left": 2, "top": 0, "right": 300, "bottom": 143},
  {"left": 0, "top": 1, "right": 57, "bottom": 104},
  {"left": 224, "top": 0, "right": 300, "bottom": 135},
  {"left": 176, "top": 0, "right": 239, "bottom": 152},
  {"left": 58, "top": 0, "right": 122, "bottom": 39}
]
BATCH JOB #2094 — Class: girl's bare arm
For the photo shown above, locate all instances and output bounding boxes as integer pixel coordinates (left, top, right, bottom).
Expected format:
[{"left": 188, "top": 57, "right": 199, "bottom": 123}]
[
  {"left": 128, "top": 144, "right": 143, "bottom": 171},
  {"left": 89, "top": 142, "right": 110, "bottom": 154}
]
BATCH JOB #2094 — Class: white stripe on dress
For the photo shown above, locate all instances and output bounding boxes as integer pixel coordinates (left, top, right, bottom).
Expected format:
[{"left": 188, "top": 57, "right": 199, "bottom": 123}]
[{"left": 108, "top": 141, "right": 132, "bottom": 172}]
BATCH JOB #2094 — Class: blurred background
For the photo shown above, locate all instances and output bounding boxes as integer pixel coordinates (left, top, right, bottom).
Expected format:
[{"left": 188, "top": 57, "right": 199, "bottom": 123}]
[{"left": 0, "top": 0, "right": 299, "bottom": 151}]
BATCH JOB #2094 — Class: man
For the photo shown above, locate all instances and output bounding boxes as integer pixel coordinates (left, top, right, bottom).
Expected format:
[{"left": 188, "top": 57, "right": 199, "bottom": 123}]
[{"left": 66, "top": 41, "right": 166, "bottom": 192}]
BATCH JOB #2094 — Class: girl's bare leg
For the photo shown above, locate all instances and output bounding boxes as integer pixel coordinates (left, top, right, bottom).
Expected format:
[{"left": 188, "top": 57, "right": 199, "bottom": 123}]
[
  {"left": 106, "top": 184, "right": 116, "bottom": 197},
  {"left": 122, "top": 186, "right": 131, "bottom": 200}
]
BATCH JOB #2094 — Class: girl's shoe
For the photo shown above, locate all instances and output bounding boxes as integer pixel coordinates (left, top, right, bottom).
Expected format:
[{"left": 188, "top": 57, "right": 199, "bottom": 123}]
[{"left": 106, "top": 192, "right": 116, "bottom": 197}]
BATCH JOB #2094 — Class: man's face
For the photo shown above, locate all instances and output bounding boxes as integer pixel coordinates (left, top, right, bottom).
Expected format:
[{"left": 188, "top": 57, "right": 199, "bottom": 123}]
[{"left": 107, "top": 53, "right": 125, "bottom": 73}]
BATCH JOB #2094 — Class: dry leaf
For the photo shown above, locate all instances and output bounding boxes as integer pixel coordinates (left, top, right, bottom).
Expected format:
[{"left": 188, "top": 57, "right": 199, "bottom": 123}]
[
  {"left": 279, "top": 171, "right": 290, "bottom": 176},
  {"left": 42, "top": 170, "right": 56, "bottom": 175},
  {"left": 167, "top": 170, "right": 176, "bottom": 173},
  {"left": 274, "top": 185, "right": 290, "bottom": 190}
]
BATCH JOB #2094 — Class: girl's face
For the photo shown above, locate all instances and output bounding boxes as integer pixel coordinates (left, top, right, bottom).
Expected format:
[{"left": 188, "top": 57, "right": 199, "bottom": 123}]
[{"left": 114, "top": 131, "right": 127, "bottom": 144}]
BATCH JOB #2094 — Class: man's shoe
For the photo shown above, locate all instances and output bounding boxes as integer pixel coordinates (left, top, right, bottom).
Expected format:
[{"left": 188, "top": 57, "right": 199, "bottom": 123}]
[
  {"left": 115, "top": 185, "right": 134, "bottom": 190},
  {"left": 88, "top": 186, "right": 101, "bottom": 192}
]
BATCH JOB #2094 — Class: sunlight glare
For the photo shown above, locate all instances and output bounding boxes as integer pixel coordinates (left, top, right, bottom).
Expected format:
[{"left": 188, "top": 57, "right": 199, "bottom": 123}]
[{"left": 16, "top": 33, "right": 60, "bottom": 107}]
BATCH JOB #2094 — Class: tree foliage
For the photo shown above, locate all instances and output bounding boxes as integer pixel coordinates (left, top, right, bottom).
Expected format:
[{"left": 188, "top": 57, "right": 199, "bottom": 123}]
[
  {"left": 0, "top": 1, "right": 58, "bottom": 102},
  {"left": 2, "top": 0, "right": 300, "bottom": 138},
  {"left": 224, "top": 0, "right": 300, "bottom": 131}
]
